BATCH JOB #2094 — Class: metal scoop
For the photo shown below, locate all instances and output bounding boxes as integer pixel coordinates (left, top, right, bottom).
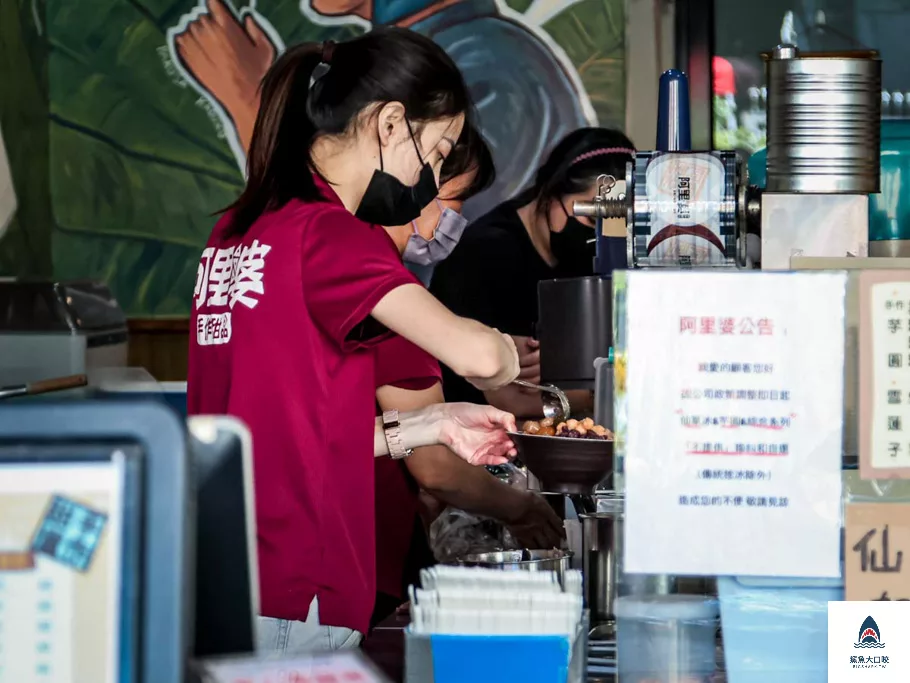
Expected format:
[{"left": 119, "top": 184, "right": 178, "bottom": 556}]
[{"left": 512, "top": 380, "right": 571, "bottom": 422}]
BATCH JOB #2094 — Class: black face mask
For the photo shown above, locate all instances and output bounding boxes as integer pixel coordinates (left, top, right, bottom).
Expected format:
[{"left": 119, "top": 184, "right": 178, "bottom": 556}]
[
  {"left": 550, "top": 204, "right": 596, "bottom": 275},
  {"left": 355, "top": 123, "right": 439, "bottom": 226}
]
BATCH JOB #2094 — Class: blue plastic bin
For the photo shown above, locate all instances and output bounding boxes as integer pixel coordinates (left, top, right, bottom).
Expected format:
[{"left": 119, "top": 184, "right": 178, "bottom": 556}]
[
  {"left": 717, "top": 575, "right": 843, "bottom": 683},
  {"left": 405, "top": 628, "right": 586, "bottom": 683}
]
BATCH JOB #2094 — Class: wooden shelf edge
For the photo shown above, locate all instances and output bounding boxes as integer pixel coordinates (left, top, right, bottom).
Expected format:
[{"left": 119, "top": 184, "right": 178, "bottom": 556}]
[{"left": 128, "top": 317, "right": 189, "bottom": 333}]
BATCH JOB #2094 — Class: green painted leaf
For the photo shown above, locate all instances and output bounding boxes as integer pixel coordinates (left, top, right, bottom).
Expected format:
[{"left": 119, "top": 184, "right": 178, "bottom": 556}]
[
  {"left": 544, "top": 0, "right": 626, "bottom": 129},
  {"left": 43, "top": 0, "right": 247, "bottom": 314},
  {"left": 46, "top": 4, "right": 242, "bottom": 178}
]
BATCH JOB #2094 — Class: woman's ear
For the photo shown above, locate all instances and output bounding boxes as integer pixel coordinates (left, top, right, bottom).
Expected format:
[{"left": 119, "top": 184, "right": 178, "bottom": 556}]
[{"left": 376, "top": 101, "right": 407, "bottom": 147}]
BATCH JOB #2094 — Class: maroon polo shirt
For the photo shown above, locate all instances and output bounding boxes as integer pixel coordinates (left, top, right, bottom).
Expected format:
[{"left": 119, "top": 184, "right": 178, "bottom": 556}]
[
  {"left": 373, "top": 335, "right": 442, "bottom": 598},
  {"left": 187, "top": 175, "right": 418, "bottom": 634}
]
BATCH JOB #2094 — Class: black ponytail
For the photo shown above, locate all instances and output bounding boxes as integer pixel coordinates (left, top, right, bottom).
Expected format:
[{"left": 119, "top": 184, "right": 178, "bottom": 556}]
[
  {"left": 224, "top": 45, "right": 322, "bottom": 238},
  {"left": 222, "top": 28, "right": 471, "bottom": 238}
]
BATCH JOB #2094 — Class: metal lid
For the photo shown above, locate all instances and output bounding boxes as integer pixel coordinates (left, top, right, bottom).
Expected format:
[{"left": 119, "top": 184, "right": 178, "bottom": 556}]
[{"left": 762, "top": 46, "right": 880, "bottom": 61}]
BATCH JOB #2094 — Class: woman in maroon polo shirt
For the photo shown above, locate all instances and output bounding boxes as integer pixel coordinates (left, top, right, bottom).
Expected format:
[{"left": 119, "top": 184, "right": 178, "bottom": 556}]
[{"left": 187, "top": 28, "right": 521, "bottom": 654}]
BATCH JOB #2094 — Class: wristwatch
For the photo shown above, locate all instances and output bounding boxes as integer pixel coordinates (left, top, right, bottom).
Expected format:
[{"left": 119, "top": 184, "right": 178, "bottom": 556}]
[{"left": 382, "top": 410, "right": 413, "bottom": 460}]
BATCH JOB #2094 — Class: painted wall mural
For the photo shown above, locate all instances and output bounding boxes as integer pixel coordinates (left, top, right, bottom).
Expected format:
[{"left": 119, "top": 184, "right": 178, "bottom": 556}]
[{"left": 0, "top": 0, "right": 625, "bottom": 316}]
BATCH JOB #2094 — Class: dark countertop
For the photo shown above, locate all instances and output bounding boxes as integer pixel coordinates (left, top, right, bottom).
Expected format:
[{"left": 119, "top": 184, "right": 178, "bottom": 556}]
[{"left": 362, "top": 609, "right": 411, "bottom": 682}]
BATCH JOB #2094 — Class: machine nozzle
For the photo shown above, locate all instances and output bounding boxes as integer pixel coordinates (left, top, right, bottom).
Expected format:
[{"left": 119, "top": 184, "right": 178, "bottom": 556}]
[
  {"left": 572, "top": 196, "right": 627, "bottom": 220},
  {"left": 573, "top": 173, "right": 628, "bottom": 220}
]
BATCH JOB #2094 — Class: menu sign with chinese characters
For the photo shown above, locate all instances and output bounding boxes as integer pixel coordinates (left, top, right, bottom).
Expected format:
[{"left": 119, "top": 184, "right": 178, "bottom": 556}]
[
  {"left": 846, "top": 503, "right": 910, "bottom": 601},
  {"left": 859, "top": 271, "right": 910, "bottom": 479},
  {"left": 624, "top": 271, "right": 846, "bottom": 578}
]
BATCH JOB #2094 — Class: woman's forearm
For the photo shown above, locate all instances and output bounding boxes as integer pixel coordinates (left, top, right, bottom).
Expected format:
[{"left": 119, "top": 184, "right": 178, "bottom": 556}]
[
  {"left": 373, "top": 406, "right": 443, "bottom": 458},
  {"left": 371, "top": 283, "right": 519, "bottom": 386},
  {"left": 407, "top": 446, "right": 530, "bottom": 523},
  {"left": 376, "top": 384, "right": 529, "bottom": 521}
]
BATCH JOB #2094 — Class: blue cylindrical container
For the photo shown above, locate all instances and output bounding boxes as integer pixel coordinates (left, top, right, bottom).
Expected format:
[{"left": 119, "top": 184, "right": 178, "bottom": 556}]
[
  {"left": 656, "top": 69, "right": 692, "bottom": 152},
  {"left": 747, "top": 147, "right": 767, "bottom": 188},
  {"left": 869, "top": 119, "right": 910, "bottom": 253}
]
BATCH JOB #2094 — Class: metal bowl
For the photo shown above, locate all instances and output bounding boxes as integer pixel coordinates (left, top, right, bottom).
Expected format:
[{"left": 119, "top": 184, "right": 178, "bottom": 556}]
[
  {"left": 509, "top": 432, "right": 614, "bottom": 495},
  {"left": 456, "top": 549, "right": 572, "bottom": 574}
]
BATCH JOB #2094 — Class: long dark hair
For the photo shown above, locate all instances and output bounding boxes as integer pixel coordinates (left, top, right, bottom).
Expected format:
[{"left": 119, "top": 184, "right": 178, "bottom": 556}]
[
  {"left": 515, "top": 127, "right": 635, "bottom": 224},
  {"left": 439, "top": 124, "right": 495, "bottom": 202},
  {"left": 223, "top": 28, "right": 472, "bottom": 237}
]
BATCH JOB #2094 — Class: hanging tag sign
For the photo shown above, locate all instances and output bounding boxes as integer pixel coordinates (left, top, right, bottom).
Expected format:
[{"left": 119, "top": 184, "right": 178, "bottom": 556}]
[
  {"left": 859, "top": 271, "right": 910, "bottom": 479},
  {"left": 623, "top": 271, "right": 846, "bottom": 578}
]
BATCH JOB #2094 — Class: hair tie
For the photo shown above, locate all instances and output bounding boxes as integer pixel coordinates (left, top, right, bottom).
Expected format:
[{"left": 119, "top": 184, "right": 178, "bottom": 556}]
[
  {"left": 309, "top": 41, "right": 336, "bottom": 89},
  {"left": 570, "top": 147, "right": 636, "bottom": 166}
]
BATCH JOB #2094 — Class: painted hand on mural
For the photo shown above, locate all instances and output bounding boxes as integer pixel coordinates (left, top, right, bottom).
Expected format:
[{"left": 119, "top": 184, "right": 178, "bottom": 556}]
[{"left": 173, "top": 0, "right": 277, "bottom": 153}]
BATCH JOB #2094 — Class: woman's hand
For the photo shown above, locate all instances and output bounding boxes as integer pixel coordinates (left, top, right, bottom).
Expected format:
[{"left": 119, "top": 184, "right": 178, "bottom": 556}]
[
  {"left": 511, "top": 335, "right": 541, "bottom": 386},
  {"left": 503, "top": 492, "right": 566, "bottom": 549},
  {"left": 380, "top": 403, "right": 517, "bottom": 461},
  {"left": 434, "top": 403, "right": 518, "bottom": 466}
]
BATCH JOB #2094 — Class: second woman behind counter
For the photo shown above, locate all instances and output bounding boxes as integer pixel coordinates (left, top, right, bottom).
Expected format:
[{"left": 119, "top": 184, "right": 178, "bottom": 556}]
[
  {"left": 372, "top": 124, "right": 564, "bottom": 628},
  {"left": 430, "top": 127, "right": 635, "bottom": 418}
]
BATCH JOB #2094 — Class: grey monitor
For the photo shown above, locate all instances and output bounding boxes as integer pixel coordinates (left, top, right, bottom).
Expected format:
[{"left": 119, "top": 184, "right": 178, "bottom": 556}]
[{"left": 0, "top": 400, "right": 192, "bottom": 683}]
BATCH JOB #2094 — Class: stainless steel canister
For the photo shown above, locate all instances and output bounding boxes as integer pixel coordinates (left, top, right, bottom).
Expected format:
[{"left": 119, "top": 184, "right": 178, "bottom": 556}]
[
  {"left": 580, "top": 496, "right": 679, "bottom": 629},
  {"left": 579, "top": 511, "right": 619, "bottom": 627},
  {"left": 764, "top": 44, "right": 882, "bottom": 194}
]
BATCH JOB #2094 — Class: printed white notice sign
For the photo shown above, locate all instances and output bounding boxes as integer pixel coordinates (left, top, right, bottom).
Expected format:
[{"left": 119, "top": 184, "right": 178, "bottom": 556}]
[{"left": 623, "top": 271, "right": 846, "bottom": 577}]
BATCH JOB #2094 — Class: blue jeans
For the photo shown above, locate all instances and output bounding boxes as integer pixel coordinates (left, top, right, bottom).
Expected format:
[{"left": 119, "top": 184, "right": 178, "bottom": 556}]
[{"left": 256, "top": 598, "right": 363, "bottom": 655}]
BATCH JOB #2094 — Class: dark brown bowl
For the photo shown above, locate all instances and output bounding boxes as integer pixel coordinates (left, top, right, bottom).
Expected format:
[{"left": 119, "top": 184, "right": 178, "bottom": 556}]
[{"left": 508, "top": 432, "right": 614, "bottom": 495}]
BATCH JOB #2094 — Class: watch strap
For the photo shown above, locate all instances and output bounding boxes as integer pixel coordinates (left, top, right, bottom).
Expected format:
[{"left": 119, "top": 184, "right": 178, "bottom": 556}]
[{"left": 382, "top": 410, "right": 411, "bottom": 459}]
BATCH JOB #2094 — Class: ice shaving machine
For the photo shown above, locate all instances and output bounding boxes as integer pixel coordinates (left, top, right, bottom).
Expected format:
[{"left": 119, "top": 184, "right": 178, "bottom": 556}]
[{"left": 573, "top": 45, "right": 882, "bottom": 271}]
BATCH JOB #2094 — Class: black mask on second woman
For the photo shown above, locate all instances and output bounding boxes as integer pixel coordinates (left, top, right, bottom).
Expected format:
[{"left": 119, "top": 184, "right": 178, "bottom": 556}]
[
  {"left": 355, "top": 124, "right": 439, "bottom": 226},
  {"left": 551, "top": 210, "right": 596, "bottom": 276}
]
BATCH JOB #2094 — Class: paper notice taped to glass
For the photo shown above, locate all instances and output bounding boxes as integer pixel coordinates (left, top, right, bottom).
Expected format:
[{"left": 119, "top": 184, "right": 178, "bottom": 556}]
[{"left": 623, "top": 271, "right": 846, "bottom": 577}]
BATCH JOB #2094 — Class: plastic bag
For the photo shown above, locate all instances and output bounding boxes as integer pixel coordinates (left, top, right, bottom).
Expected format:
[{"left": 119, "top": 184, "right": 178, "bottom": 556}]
[
  {"left": 428, "top": 507, "right": 521, "bottom": 563},
  {"left": 427, "top": 464, "right": 527, "bottom": 563}
]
